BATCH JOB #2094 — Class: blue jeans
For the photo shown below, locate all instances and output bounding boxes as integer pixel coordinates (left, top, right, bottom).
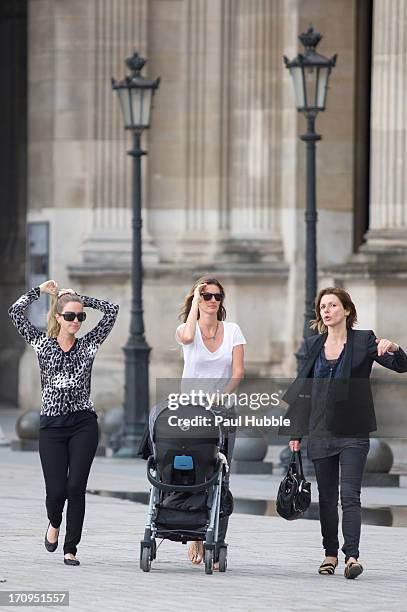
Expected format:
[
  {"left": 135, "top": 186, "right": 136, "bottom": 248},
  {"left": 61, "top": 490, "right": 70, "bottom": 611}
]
[{"left": 313, "top": 444, "right": 369, "bottom": 560}]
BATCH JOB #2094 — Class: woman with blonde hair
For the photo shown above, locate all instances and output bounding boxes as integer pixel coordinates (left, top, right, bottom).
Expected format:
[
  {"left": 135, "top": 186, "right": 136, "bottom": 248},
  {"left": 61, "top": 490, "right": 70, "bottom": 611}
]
[
  {"left": 9, "top": 280, "right": 119, "bottom": 566},
  {"left": 283, "top": 287, "right": 407, "bottom": 579}
]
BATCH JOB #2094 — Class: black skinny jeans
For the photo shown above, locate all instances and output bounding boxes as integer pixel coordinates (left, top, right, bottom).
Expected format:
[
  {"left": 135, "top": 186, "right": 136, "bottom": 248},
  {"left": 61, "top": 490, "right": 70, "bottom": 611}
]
[
  {"left": 39, "top": 417, "right": 99, "bottom": 555},
  {"left": 313, "top": 445, "right": 369, "bottom": 560}
]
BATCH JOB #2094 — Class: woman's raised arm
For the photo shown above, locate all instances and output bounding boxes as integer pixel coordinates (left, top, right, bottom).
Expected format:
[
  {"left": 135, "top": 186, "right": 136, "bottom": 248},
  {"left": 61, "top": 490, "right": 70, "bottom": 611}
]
[
  {"left": 8, "top": 279, "right": 58, "bottom": 349},
  {"left": 367, "top": 331, "right": 407, "bottom": 373},
  {"left": 78, "top": 294, "right": 119, "bottom": 346},
  {"left": 177, "top": 283, "right": 207, "bottom": 344}
]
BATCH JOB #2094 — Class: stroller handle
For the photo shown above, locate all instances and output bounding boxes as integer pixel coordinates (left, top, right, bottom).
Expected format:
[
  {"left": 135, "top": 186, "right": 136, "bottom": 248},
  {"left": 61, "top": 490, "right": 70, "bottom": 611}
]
[{"left": 146, "top": 456, "right": 223, "bottom": 493}]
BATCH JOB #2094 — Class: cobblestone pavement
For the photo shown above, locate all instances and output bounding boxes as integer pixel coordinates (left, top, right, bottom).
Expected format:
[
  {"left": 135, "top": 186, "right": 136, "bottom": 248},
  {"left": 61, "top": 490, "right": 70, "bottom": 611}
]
[{"left": 1, "top": 448, "right": 407, "bottom": 611}]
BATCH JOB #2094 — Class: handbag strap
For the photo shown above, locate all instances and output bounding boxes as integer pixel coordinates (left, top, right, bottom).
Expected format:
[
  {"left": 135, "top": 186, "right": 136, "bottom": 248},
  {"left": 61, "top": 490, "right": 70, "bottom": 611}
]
[{"left": 289, "top": 450, "right": 306, "bottom": 480}]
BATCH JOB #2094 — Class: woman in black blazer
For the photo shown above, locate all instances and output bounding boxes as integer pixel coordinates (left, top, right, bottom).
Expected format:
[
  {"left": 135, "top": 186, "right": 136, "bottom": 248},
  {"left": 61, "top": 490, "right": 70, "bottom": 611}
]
[{"left": 282, "top": 287, "right": 407, "bottom": 579}]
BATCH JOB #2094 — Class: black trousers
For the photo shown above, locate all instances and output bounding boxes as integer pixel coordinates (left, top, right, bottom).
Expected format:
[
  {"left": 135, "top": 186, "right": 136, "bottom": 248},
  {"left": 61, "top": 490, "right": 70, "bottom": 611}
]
[
  {"left": 313, "top": 445, "right": 369, "bottom": 560},
  {"left": 39, "top": 417, "right": 99, "bottom": 555}
]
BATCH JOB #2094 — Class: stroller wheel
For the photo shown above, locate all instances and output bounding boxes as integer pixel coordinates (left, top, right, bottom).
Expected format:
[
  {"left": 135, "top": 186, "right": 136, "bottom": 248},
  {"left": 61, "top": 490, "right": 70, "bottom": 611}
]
[
  {"left": 204, "top": 549, "right": 213, "bottom": 575},
  {"left": 140, "top": 546, "right": 151, "bottom": 572},
  {"left": 218, "top": 547, "right": 227, "bottom": 572}
]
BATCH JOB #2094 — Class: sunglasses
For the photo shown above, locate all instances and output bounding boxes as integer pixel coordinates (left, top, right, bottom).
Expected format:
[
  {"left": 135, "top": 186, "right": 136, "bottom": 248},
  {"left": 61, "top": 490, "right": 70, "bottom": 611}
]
[
  {"left": 200, "top": 292, "right": 223, "bottom": 302},
  {"left": 58, "top": 311, "right": 87, "bottom": 322}
]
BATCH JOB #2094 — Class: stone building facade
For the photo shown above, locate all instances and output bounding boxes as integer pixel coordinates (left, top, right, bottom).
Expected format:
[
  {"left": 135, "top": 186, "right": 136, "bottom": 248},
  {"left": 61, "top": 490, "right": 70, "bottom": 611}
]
[{"left": 1, "top": 0, "right": 406, "bottom": 459}]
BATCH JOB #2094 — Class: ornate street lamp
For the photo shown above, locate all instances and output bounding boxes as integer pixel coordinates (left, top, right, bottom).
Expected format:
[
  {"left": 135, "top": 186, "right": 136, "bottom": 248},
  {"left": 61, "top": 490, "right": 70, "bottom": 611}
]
[
  {"left": 112, "top": 52, "right": 160, "bottom": 457},
  {"left": 280, "top": 27, "right": 336, "bottom": 475},
  {"left": 284, "top": 27, "right": 336, "bottom": 366}
]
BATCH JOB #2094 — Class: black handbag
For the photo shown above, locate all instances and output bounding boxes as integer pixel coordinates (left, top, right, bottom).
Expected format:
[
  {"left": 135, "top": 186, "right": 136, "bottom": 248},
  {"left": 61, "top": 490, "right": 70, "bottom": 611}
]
[{"left": 276, "top": 450, "right": 311, "bottom": 520}]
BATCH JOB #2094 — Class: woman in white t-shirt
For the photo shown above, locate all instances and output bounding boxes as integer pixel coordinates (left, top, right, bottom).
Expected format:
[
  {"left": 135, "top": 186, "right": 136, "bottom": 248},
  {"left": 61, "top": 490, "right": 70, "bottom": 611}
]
[{"left": 175, "top": 275, "right": 246, "bottom": 566}]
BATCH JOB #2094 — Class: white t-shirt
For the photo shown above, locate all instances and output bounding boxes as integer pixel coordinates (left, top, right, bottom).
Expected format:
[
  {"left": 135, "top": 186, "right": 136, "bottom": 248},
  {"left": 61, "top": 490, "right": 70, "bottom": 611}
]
[
  {"left": 175, "top": 321, "right": 246, "bottom": 383},
  {"left": 149, "top": 322, "right": 245, "bottom": 442}
]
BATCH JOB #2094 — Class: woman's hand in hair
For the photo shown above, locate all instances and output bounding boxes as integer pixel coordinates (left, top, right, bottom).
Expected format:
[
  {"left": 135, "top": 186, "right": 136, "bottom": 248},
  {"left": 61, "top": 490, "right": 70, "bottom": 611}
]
[
  {"left": 376, "top": 338, "right": 399, "bottom": 356},
  {"left": 193, "top": 283, "right": 207, "bottom": 302},
  {"left": 39, "top": 280, "right": 58, "bottom": 296},
  {"left": 289, "top": 440, "right": 301, "bottom": 452}
]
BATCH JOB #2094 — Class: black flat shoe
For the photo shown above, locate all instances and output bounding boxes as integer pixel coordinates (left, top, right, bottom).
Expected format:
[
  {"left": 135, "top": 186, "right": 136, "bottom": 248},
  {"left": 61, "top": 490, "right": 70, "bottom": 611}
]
[
  {"left": 344, "top": 561, "right": 363, "bottom": 579},
  {"left": 64, "top": 557, "right": 80, "bottom": 566},
  {"left": 44, "top": 522, "right": 59, "bottom": 552}
]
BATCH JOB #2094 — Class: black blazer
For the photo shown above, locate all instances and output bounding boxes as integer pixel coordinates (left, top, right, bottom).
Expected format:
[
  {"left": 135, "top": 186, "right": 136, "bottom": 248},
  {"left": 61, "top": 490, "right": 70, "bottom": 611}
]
[{"left": 280, "top": 329, "right": 407, "bottom": 437}]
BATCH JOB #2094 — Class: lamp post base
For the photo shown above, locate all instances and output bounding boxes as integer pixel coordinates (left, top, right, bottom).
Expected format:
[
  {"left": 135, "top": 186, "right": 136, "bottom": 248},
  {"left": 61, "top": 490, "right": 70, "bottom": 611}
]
[
  {"left": 114, "top": 423, "right": 149, "bottom": 459},
  {"left": 114, "top": 339, "right": 151, "bottom": 458},
  {"left": 114, "top": 423, "right": 147, "bottom": 458}
]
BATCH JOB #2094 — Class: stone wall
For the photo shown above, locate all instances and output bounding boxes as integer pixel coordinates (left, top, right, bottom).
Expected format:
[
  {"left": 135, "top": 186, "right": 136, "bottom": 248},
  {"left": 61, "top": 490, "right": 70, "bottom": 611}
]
[{"left": 14, "top": 0, "right": 360, "bottom": 411}]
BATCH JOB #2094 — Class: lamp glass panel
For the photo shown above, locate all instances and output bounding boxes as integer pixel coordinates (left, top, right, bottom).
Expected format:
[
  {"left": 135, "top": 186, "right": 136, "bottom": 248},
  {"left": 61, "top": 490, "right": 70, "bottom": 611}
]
[
  {"left": 117, "top": 88, "right": 133, "bottom": 128},
  {"left": 129, "top": 88, "right": 153, "bottom": 129},
  {"left": 289, "top": 66, "right": 305, "bottom": 109},
  {"left": 128, "top": 87, "right": 143, "bottom": 128},
  {"left": 316, "top": 66, "right": 329, "bottom": 109},
  {"left": 304, "top": 65, "right": 318, "bottom": 109},
  {"left": 140, "top": 89, "right": 153, "bottom": 127}
]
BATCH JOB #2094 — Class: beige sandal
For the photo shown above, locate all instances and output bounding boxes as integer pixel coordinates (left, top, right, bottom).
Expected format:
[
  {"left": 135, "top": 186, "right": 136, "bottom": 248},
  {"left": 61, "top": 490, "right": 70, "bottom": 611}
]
[
  {"left": 188, "top": 541, "right": 204, "bottom": 564},
  {"left": 318, "top": 558, "right": 338, "bottom": 575}
]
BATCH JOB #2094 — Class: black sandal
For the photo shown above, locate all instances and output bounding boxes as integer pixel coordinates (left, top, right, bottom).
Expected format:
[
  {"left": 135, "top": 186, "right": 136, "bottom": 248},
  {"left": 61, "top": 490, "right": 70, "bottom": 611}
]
[
  {"left": 318, "top": 559, "right": 338, "bottom": 575},
  {"left": 344, "top": 560, "right": 363, "bottom": 579},
  {"left": 64, "top": 557, "right": 80, "bottom": 566}
]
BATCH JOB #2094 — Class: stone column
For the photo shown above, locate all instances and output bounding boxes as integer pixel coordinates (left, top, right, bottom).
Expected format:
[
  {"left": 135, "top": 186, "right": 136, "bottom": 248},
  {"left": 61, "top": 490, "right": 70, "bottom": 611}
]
[
  {"left": 365, "top": 0, "right": 407, "bottom": 249},
  {"left": 23, "top": 0, "right": 152, "bottom": 410},
  {"left": 150, "top": 0, "right": 284, "bottom": 264},
  {"left": 320, "top": 1, "right": 407, "bottom": 468},
  {"left": 224, "top": 0, "right": 284, "bottom": 263},
  {"left": 28, "top": 0, "right": 155, "bottom": 282},
  {"left": 80, "top": 0, "right": 159, "bottom": 268},
  {"left": 360, "top": 0, "right": 407, "bottom": 482},
  {"left": 167, "top": 0, "right": 233, "bottom": 262}
]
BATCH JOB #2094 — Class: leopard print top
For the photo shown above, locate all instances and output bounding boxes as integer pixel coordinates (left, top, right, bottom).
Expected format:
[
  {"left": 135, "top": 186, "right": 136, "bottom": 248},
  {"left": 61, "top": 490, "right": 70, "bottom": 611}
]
[{"left": 8, "top": 287, "right": 119, "bottom": 417}]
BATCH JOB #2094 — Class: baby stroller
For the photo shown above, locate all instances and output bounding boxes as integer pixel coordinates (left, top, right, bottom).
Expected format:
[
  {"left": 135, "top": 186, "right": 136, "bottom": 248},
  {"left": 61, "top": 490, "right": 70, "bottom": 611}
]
[{"left": 140, "top": 403, "right": 229, "bottom": 574}]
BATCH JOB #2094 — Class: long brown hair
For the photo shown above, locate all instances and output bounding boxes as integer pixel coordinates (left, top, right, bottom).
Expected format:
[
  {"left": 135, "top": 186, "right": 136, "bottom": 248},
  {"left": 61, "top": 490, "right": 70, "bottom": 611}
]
[
  {"left": 47, "top": 293, "right": 84, "bottom": 337},
  {"left": 311, "top": 287, "right": 357, "bottom": 333},
  {"left": 179, "top": 275, "right": 226, "bottom": 322}
]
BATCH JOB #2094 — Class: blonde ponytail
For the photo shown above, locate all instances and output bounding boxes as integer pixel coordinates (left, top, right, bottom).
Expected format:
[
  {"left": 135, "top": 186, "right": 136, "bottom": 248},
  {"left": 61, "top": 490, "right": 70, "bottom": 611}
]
[
  {"left": 47, "top": 293, "right": 83, "bottom": 337},
  {"left": 47, "top": 294, "right": 60, "bottom": 337}
]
